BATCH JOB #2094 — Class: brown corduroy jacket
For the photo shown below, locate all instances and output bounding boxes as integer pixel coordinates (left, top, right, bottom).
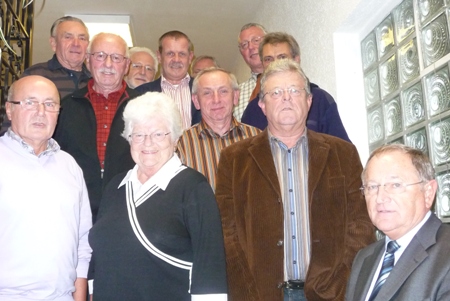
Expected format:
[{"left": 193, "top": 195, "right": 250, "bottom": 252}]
[{"left": 215, "top": 129, "right": 375, "bottom": 301}]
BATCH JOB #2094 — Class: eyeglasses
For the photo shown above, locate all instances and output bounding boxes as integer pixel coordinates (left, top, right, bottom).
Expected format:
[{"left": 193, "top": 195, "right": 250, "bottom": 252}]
[
  {"left": 89, "top": 52, "right": 127, "bottom": 63},
  {"left": 8, "top": 100, "right": 60, "bottom": 112},
  {"left": 238, "top": 36, "right": 262, "bottom": 50},
  {"left": 130, "top": 63, "right": 155, "bottom": 72},
  {"left": 263, "top": 87, "right": 306, "bottom": 100},
  {"left": 360, "top": 181, "right": 424, "bottom": 197},
  {"left": 129, "top": 132, "right": 171, "bottom": 144}
]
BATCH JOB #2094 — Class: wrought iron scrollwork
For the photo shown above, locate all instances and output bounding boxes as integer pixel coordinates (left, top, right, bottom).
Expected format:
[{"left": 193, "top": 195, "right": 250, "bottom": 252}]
[{"left": 0, "top": 0, "right": 33, "bottom": 130}]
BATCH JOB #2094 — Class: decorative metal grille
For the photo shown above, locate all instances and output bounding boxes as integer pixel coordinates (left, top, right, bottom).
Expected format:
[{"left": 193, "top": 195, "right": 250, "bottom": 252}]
[
  {"left": 361, "top": 0, "right": 450, "bottom": 222},
  {"left": 0, "top": 0, "right": 33, "bottom": 131}
]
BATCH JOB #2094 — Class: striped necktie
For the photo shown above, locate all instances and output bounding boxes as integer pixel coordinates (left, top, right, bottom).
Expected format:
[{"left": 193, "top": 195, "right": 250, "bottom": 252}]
[{"left": 368, "top": 240, "right": 400, "bottom": 301}]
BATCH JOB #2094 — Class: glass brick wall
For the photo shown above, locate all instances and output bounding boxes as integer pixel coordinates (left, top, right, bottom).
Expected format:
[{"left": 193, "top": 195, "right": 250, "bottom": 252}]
[{"left": 361, "top": 0, "right": 450, "bottom": 222}]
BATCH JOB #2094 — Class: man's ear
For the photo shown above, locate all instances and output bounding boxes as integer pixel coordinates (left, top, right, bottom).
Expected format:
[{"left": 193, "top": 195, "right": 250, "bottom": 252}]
[
  {"left": 233, "top": 90, "right": 240, "bottom": 106},
  {"left": 258, "top": 98, "right": 267, "bottom": 116},
  {"left": 50, "top": 37, "right": 57, "bottom": 52},
  {"left": 192, "top": 94, "right": 201, "bottom": 110}
]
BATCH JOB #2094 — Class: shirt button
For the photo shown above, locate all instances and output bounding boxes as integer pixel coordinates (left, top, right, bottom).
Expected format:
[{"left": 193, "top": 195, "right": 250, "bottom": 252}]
[
  {"left": 105, "top": 106, "right": 108, "bottom": 110},
  {"left": 292, "top": 235, "right": 296, "bottom": 239},
  {"left": 277, "top": 240, "right": 283, "bottom": 246},
  {"left": 103, "top": 142, "right": 107, "bottom": 146},
  {"left": 293, "top": 260, "right": 297, "bottom": 264},
  {"left": 104, "top": 124, "right": 108, "bottom": 128}
]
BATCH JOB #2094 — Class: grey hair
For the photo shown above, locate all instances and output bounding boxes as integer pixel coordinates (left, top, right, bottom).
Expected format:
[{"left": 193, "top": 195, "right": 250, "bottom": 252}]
[
  {"left": 362, "top": 144, "right": 436, "bottom": 183},
  {"left": 190, "top": 55, "right": 219, "bottom": 74},
  {"left": 50, "top": 16, "right": 89, "bottom": 39},
  {"left": 258, "top": 32, "right": 301, "bottom": 62},
  {"left": 129, "top": 46, "right": 158, "bottom": 70},
  {"left": 87, "top": 32, "right": 129, "bottom": 58},
  {"left": 192, "top": 67, "right": 239, "bottom": 95},
  {"left": 260, "top": 59, "right": 311, "bottom": 101},
  {"left": 121, "top": 92, "right": 183, "bottom": 143},
  {"left": 238, "top": 23, "right": 267, "bottom": 42}
]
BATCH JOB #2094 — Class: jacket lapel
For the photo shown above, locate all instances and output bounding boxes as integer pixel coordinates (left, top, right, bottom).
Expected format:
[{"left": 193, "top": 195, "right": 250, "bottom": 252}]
[
  {"left": 248, "top": 130, "right": 281, "bottom": 197},
  {"left": 306, "top": 131, "right": 330, "bottom": 203},
  {"left": 354, "top": 242, "right": 385, "bottom": 301}
]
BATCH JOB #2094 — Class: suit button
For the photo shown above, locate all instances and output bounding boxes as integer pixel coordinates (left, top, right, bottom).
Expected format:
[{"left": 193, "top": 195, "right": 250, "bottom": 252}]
[{"left": 277, "top": 240, "right": 283, "bottom": 246}]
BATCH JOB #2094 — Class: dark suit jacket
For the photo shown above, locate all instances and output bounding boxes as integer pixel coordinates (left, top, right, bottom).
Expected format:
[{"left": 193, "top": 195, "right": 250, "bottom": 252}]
[
  {"left": 53, "top": 84, "right": 139, "bottom": 222},
  {"left": 135, "top": 77, "right": 201, "bottom": 125},
  {"left": 346, "top": 214, "right": 450, "bottom": 301},
  {"left": 215, "top": 129, "right": 375, "bottom": 301}
]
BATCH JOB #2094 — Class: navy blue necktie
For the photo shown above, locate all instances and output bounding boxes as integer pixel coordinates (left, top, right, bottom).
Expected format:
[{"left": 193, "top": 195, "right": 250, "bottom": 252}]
[{"left": 368, "top": 240, "right": 400, "bottom": 301}]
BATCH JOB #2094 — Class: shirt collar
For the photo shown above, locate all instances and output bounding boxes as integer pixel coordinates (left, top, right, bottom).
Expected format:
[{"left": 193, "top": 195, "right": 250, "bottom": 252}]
[
  {"left": 268, "top": 128, "right": 308, "bottom": 150},
  {"left": 161, "top": 74, "right": 190, "bottom": 87},
  {"left": 197, "top": 117, "right": 242, "bottom": 138},
  {"left": 6, "top": 128, "right": 60, "bottom": 157},
  {"left": 119, "top": 154, "right": 184, "bottom": 191},
  {"left": 385, "top": 211, "right": 432, "bottom": 250},
  {"left": 48, "top": 54, "right": 90, "bottom": 75},
  {"left": 87, "top": 79, "right": 127, "bottom": 101}
]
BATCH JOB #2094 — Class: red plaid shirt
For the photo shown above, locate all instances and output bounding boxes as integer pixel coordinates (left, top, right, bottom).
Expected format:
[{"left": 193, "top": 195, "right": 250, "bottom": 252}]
[{"left": 87, "top": 79, "right": 127, "bottom": 171}]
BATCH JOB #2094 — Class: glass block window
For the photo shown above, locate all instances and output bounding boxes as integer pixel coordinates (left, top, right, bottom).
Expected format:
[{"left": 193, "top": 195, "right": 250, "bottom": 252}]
[{"left": 361, "top": 0, "right": 450, "bottom": 222}]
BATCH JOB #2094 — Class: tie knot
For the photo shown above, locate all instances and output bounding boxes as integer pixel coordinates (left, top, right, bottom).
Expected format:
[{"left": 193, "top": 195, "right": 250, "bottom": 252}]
[{"left": 386, "top": 240, "right": 400, "bottom": 254}]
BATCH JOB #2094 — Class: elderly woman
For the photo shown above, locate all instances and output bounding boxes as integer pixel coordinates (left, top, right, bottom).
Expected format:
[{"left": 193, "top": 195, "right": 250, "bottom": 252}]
[{"left": 88, "top": 92, "right": 227, "bottom": 300}]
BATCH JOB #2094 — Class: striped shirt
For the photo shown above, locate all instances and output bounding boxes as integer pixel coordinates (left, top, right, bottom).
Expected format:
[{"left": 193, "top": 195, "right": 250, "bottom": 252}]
[
  {"left": 233, "top": 72, "right": 258, "bottom": 121},
  {"left": 269, "top": 130, "right": 310, "bottom": 281},
  {"left": 21, "top": 54, "right": 91, "bottom": 99},
  {"left": 161, "top": 74, "right": 192, "bottom": 130},
  {"left": 177, "top": 118, "right": 261, "bottom": 190}
]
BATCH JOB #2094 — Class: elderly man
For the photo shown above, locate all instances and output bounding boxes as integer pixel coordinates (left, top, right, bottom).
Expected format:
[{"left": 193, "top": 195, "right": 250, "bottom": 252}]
[
  {"left": 177, "top": 67, "right": 260, "bottom": 190},
  {"left": 22, "top": 16, "right": 91, "bottom": 98},
  {"left": 346, "top": 144, "right": 450, "bottom": 301},
  {"left": 54, "top": 33, "right": 139, "bottom": 222},
  {"left": 0, "top": 76, "right": 91, "bottom": 301},
  {"left": 233, "top": 23, "right": 266, "bottom": 121},
  {"left": 124, "top": 46, "right": 158, "bottom": 88},
  {"left": 216, "top": 59, "right": 374, "bottom": 301},
  {"left": 136, "top": 30, "right": 200, "bottom": 129},
  {"left": 241, "top": 32, "right": 351, "bottom": 142},
  {"left": 190, "top": 55, "right": 219, "bottom": 77}
]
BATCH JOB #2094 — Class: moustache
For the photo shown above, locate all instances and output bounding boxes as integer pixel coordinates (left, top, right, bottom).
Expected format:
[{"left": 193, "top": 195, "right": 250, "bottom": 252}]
[
  {"left": 169, "top": 62, "right": 184, "bottom": 69},
  {"left": 99, "top": 68, "right": 117, "bottom": 74}
]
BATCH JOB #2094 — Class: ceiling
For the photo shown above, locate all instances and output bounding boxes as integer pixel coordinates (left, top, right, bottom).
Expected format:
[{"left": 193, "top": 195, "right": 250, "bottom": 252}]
[{"left": 31, "top": 0, "right": 256, "bottom": 81}]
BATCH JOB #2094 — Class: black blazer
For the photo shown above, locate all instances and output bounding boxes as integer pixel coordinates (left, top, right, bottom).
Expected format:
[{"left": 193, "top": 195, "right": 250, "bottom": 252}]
[{"left": 135, "top": 77, "right": 201, "bottom": 125}]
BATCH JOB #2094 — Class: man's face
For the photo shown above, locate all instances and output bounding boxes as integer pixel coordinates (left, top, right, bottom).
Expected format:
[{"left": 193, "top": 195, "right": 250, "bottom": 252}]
[
  {"left": 363, "top": 151, "right": 436, "bottom": 240},
  {"left": 126, "top": 51, "right": 156, "bottom": 88},
  {"left": 261, "top": 42, "right": 300, "bottom": 69},
  {"left": 50, "top": 21, "right": 89, "bottom": 71},
  {"left": 6, "top": 76, "right": 60, "bottom": 154},
  {"left": 239, "top": 26, "right": 265, "bottom": 72},
  {"left": 192, "top": 71, "right": 238, "bottom": 125},
  {"left": 157, "top": 37, "right": 193, "bottom": 84},
  {"left": 259, "top": 71, "right": 311, "bottom": 130},
  {"left": 87, "top": 34, "right": 130, "bottom": 93},
  {"left": 191, "top": 58, "right": 216, "bottom": 77}
]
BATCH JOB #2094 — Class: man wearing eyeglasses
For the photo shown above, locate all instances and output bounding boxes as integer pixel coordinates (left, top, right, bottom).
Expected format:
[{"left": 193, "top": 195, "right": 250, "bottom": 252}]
[
  {"left": 233, "top": 23, "right": 267, "bottom": 121},
  {"left": 241, "top": 32, "right": 351, "bottom": 142},
  {"left": 136, "top": 31, "right": 200, "bottom": 130},
  {"left": 54, "top": 32, "right": 139, "bottom": 223},
  {"left": 216, "top": 59, "right": 374, "bottom": 301},
  {"left": 125, "top": 46, "right": 158, "bottom": 88},
  {"left": 346, "top": 144, "right": 450, "bottom": 301},
  {"left": 0, "top": 75, "right": 92, "bottom": 301}
]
